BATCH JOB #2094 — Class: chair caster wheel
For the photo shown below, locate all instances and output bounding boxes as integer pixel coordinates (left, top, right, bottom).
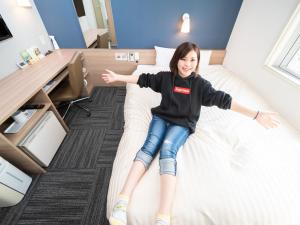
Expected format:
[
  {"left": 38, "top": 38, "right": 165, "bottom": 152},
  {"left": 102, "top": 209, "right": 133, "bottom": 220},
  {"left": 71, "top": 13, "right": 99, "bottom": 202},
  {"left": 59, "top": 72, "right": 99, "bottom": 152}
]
[{"left": 87, "top": 112, "right": 91, "bottom": 117}]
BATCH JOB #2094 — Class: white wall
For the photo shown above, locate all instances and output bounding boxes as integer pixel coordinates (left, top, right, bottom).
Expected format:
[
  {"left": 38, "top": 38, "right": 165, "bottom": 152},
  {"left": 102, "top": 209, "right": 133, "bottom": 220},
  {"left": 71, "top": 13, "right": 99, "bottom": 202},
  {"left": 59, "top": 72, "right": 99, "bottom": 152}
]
[
  {"left": 0, "top": 0, "right": 53, "bottom": 80},
  {"left": 224, "top": 0, "right": 300, "bottom": 131}
]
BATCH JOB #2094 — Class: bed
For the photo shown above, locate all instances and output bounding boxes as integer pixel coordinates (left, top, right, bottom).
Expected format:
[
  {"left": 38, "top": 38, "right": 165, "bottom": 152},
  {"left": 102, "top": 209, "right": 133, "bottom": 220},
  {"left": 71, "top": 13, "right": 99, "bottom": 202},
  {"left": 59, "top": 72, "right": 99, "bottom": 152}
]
[{"left": 106, "top": 63, "right": 300, "bottom": 225}]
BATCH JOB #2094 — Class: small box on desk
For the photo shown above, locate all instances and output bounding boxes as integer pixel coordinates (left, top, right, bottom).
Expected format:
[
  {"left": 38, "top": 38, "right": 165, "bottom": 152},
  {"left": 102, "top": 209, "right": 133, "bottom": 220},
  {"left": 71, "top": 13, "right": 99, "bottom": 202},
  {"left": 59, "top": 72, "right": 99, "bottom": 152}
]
[{"left": 18, "top": 111, "right": 66, "bottom": 167}]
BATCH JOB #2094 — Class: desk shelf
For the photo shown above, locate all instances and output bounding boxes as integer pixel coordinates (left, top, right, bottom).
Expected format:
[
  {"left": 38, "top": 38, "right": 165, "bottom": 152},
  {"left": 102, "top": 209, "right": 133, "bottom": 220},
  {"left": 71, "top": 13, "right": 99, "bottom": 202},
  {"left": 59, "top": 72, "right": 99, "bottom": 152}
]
[
  {"left": 4, "top": 103, "right": 51, "bottom": 145},
  {"left": 45, "top": 69, "right": 69, "bottom": 94}
]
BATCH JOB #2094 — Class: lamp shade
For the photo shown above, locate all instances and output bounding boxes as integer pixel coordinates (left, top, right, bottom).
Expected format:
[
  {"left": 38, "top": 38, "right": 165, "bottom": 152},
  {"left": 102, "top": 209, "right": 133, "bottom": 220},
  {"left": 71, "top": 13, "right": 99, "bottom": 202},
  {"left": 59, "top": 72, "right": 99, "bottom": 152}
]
[{"left": 181, "top": 13, "right": 190, "bottom": 33}]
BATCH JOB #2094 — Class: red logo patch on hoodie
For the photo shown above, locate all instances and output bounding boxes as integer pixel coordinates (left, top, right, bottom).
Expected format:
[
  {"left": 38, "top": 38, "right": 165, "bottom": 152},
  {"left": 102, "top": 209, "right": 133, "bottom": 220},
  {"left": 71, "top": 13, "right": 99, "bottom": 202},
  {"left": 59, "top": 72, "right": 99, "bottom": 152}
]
[{"left": 173, "top": 86, "right": 191, "bottom": 95}]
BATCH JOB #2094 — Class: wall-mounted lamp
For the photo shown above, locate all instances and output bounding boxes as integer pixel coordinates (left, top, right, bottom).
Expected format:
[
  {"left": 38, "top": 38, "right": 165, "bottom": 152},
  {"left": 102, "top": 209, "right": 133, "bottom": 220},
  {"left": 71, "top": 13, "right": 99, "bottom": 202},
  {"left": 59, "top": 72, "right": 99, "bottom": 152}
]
[
  {"left": 181, "top": 13, "right": 190, "bottom": 33},
  {"left": 17, "top": 0, "right": 32, "bottom": 7}
]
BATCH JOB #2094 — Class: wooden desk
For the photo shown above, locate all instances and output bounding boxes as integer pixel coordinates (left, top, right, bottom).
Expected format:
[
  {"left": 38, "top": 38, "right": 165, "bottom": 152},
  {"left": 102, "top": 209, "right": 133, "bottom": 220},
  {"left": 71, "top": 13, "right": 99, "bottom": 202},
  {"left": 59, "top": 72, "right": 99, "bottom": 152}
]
[
  {"left": 0, "top": 50, "right": 77, "bottom": 124},
  {"left": 83, "top": 28, "right": 108, "bottom": 48},
  {"left": 0, "top": 49, "right": 80, "bottom": 174}
]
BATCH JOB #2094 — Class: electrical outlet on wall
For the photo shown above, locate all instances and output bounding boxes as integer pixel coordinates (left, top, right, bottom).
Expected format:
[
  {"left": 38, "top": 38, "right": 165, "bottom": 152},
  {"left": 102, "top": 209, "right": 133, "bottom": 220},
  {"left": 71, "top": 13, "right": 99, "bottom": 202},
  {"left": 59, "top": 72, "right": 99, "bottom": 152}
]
[
  {"left": 115, "top": 52, "right": 128, "bottom": 61},
  {"left": 121, "top": 53, "right": 128, "bottom": 61},
  {"left": 128, "top": 52, "right": 135, "bottom": 61},
  {"left": 115, "top": 53, "right": 122, "bottom": 60},
  {"left": 115, "top": 52, "right": 139, "bottom": 61}
]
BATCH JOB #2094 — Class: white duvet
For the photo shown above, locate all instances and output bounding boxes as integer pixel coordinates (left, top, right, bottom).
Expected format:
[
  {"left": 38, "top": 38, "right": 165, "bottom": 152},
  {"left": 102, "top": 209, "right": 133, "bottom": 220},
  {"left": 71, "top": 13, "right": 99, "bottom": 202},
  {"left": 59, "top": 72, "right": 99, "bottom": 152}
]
[{"left": 107, "top": 65, "right": 300, "bottom": 225}]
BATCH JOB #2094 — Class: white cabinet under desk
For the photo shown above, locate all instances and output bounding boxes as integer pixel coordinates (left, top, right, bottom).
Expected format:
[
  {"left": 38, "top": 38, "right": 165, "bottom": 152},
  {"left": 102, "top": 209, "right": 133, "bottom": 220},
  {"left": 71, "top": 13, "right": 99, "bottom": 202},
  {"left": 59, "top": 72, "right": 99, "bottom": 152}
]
[{"left": 18, "top": 111, "right": 66, "bottom": 167}]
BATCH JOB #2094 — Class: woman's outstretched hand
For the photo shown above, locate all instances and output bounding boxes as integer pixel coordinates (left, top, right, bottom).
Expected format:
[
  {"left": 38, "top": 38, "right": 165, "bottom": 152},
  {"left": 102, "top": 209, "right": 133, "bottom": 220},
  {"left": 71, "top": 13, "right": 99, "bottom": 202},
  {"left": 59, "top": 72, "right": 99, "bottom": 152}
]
[
  {"left": 101, "top": 69, "right": 118, "bottom": 83},
  {"left": 255, "top": 111, "right": 280, "bottom": 129}
]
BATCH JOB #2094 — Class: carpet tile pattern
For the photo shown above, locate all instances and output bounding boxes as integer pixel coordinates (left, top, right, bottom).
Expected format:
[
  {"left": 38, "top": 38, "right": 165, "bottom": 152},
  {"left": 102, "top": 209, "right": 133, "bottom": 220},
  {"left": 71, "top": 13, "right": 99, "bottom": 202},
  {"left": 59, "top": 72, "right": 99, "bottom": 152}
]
[{"left": 0, "top": 87, "right": 126, "bottom": 225}]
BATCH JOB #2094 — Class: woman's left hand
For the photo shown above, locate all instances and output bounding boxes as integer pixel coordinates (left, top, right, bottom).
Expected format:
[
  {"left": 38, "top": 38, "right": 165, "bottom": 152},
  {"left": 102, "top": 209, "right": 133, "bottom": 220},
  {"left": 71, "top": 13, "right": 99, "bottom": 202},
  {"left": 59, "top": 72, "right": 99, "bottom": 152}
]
[{"left": 255, "top": 111, "right": 280, "bottom": 129}]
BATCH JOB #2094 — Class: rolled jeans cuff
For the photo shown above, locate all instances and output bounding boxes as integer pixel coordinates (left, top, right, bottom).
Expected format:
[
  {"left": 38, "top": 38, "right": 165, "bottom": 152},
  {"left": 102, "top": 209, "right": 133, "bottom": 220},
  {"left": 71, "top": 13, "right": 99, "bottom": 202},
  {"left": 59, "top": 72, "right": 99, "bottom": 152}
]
[
  {"left": 159, "top": 158, "right": 177, "bottom": 176},
  {"left": 133, "top": 150, "right": 153, "bottom": 169}
]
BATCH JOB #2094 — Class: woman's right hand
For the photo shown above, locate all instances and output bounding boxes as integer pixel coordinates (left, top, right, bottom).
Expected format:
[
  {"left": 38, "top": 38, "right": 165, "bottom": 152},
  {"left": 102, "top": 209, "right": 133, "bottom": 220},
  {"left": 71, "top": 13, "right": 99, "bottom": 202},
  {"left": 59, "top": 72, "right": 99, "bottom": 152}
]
[{"left": 101, "top": 69, "right": 118, "bottom": 83}]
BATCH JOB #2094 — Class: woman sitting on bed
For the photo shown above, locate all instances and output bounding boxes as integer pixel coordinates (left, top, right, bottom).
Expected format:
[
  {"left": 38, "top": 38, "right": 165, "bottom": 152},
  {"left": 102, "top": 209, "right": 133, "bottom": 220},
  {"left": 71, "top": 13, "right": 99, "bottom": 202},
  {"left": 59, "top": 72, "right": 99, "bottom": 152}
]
[{"left": 101, "top": 42, "right": 279, "bottom": 225}]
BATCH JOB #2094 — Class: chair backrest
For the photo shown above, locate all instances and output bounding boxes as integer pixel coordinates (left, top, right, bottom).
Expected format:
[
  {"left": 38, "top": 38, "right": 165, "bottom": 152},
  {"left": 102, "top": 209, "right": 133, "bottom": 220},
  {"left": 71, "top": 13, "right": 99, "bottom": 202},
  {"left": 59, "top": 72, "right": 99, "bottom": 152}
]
[
  {"left": 68, "top": 51, "right": 84, "bottom": 98},
  {"left": 97, "top": 32, "right": 109, "bottom": 48}
]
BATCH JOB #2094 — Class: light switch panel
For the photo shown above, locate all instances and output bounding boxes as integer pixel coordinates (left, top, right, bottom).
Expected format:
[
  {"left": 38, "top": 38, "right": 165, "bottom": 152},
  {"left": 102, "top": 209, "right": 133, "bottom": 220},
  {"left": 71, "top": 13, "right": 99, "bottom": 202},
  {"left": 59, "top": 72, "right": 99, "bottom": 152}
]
[{"left": 128, "top": 52, "right": 135, "bottom": 61}]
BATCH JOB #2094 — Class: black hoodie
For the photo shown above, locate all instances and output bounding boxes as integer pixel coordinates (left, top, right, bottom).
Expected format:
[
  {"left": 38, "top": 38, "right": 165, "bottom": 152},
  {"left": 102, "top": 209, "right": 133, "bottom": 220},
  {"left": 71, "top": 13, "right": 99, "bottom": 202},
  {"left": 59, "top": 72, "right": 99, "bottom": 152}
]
[{"left": 137, "top": 71, "right": 232, "bottom": 133}]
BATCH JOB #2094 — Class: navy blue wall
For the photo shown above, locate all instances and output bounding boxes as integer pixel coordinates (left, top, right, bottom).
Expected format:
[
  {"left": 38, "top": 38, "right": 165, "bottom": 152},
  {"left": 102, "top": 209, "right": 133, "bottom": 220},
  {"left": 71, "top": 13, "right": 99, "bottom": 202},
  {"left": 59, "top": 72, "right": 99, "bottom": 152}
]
[
  {"left": 34, "top": 0, "right": 86, "bottom": 48},
  {"left": 111, "top": 0, "right": 243, "bottom": 49}
]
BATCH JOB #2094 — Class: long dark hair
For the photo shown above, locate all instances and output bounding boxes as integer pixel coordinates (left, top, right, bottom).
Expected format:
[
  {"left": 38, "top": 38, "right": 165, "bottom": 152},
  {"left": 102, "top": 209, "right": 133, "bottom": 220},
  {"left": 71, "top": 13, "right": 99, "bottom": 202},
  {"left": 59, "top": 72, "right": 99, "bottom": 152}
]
[{"left": 169, "top": 42, "right": 200, "bottom": 75}]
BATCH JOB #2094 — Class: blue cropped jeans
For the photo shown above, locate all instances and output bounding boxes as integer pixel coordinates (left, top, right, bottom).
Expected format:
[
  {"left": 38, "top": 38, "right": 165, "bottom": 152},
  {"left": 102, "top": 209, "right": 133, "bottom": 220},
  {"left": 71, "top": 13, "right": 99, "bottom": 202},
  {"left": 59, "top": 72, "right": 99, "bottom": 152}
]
[{"left": 134, "top": 115, "right": 190, "bottom": 176}]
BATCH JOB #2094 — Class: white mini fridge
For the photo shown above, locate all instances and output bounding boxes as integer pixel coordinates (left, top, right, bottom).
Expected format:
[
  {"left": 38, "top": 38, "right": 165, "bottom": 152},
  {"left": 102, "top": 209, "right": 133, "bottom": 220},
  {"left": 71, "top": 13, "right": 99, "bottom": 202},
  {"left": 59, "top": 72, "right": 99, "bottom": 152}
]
[
  {"left": 0, "top": 157, "right": 32, "bottom": 207},
  {"left": 18, "top": 111, "right": 67, "bottom": 167}
]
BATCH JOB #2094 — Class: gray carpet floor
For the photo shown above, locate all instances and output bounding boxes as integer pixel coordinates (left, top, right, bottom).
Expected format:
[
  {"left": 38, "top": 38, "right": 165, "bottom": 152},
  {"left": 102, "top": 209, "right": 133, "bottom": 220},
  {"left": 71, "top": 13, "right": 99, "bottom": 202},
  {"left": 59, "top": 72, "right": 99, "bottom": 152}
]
[{"left": 0, "top": 87, "right": 126, "bottom": 225}]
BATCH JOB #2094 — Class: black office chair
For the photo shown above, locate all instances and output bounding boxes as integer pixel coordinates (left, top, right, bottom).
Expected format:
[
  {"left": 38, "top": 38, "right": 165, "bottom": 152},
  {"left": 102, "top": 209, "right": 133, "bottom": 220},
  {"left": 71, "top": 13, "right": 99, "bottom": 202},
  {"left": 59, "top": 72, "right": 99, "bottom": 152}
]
[{"left": 49, "top": 51, "right": 91, "bottom": 118}]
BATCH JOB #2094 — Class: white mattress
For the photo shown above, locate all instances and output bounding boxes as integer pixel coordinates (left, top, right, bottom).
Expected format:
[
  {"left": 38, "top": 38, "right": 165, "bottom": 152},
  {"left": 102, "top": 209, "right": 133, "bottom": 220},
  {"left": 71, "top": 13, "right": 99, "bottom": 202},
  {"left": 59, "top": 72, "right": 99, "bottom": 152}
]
[{"left": 107, "top": 65, "right": 300, "bottom": 225}]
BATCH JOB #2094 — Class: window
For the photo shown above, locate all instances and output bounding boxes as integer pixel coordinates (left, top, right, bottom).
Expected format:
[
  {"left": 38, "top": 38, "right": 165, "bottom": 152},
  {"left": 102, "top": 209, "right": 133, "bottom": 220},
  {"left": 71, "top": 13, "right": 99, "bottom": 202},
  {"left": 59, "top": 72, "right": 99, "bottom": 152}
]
[{"left": 265, "top": 3, "right": 300, "bottom": 87}]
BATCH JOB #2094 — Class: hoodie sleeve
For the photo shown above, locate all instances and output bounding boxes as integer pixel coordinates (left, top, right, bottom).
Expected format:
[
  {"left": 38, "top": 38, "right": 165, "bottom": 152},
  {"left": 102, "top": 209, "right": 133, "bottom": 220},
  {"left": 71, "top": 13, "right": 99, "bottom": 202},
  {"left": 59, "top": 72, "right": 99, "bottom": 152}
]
[
  {"left": 137, "top": 72, "right": 163, "bottom": 93},
  {"left": 201, "top": 79, "right": 232, "bottom": 109}
]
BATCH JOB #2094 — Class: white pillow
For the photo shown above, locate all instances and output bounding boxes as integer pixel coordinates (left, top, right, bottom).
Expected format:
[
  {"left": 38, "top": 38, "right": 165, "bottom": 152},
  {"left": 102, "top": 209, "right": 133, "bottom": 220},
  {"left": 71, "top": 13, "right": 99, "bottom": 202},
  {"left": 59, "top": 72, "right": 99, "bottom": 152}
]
[
  {"left": 154, "top": 45, "right": 212, "bottom": 68},
  {"left": 200, "top": 50, "right": 212, "bottom": 67},
  {"left": 154, "top": 46, "right": 176, "bottom": 67}
]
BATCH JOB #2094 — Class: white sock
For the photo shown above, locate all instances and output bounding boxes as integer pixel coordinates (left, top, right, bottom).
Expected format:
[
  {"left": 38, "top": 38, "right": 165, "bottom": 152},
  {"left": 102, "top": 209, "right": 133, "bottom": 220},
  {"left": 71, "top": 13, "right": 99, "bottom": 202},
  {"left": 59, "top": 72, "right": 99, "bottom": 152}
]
[
  {"left": 109, "top": 194, "right": 129, "bottom": 225},
  {"left": 155, "top": 213, "right": 171, "bottom": 225}
]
